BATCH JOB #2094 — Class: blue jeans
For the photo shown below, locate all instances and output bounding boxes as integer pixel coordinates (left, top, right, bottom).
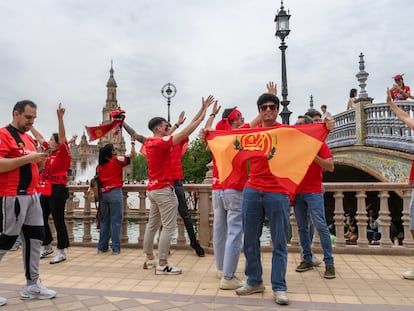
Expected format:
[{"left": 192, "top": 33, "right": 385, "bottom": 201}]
[
  {"left": 294, "top": 193, "right": 333, "bottom": 265},
  {"left": 213, "top": 189, "right": 243, "bottom": 279},
  {"left": 242, "top": 186, "right": 290, "bottom": 291},
  {"left": 98, "top": 188, "right": 123, "bottom": 253}
]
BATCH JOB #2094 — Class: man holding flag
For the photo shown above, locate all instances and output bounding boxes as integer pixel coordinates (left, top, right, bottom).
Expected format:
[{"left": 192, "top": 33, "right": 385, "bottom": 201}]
[{"left": 206, "top": 93, "right": 334, "bottom": 305}]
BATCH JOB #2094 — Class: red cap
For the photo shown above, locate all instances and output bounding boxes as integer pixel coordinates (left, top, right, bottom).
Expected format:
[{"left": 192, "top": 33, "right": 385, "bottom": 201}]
[
  {"left": 215, "top": 119, "right": 232, "bottom": 130},
  {"left": 393, "top": 74, "right": 404, "bottom": 80}
]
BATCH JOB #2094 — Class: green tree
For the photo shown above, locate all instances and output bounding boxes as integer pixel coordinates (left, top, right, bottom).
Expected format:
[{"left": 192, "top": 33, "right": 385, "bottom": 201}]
[
  {"left": 181, "top": 138, "right": 212, "bottom": 183},
  {"left": 132, "top": 154, "right": 148, "bottom": 182}
]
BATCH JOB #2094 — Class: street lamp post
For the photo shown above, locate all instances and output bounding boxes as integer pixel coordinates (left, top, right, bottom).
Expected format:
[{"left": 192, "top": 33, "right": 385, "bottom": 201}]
[
  {"left": 161, "top": 83, "right": 177, "bottom": 122},
  {"left": 274, "top": 0, "right": 291, "bottom": 124}
]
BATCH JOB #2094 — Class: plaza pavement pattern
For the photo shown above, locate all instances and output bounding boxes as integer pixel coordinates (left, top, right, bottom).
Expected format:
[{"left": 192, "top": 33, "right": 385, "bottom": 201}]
[{"left": 0, "top": 246, "right": 414, "bottom": 310}]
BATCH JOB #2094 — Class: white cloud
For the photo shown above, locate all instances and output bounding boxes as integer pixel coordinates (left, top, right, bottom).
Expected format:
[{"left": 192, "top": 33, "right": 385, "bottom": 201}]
[{"left": 0, "top": 0, "right": 414, "bottom": 145}]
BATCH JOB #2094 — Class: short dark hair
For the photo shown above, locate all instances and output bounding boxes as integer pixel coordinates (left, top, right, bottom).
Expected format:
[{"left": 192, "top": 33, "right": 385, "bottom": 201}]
[
  {"left": 13, "top": 100, "right": 36, "bottom": 115},
  {"left": 148, "top": 117, "right": 167, "bottom": 132},
  {"left": 257, "top": 93, "right": 279, "bottom": 110},
  {"left": 52, "top": 133, "right": 59, "bottom": 143},
  {"left": 305, "top": 109, "right": 322, "bottom": 118},
  {"left": 321, "top": 105, "right": 327, "bottom": 109},
  {"left": 222, "top": 107, "right": 237, "bottom": 119},
  {"left": 297, "top": 115, "right": 314, "bottom": 124}
]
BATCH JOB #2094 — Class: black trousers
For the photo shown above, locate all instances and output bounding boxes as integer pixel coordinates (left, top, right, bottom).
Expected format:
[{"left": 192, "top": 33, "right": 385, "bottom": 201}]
[
  {"left": 40, "top": 184, "right": 70, "bottom": 249},
  {"left": 173, "top": 180, "right": 197, "bottom": 245}
]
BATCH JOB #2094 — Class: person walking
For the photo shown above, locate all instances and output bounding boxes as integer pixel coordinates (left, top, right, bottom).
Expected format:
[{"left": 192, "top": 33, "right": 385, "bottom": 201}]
[
  {"left": 30, "top": 104, "right": 72, "bottom": 264},
  {"left": 141, "top": 96, "right": 213, "bottom": 275},
  {"left": 97, "top": 143, "right": 135, "bottom": 254},
  {"left": 0, "top": 100, "right": 56, "bottom": 306}
]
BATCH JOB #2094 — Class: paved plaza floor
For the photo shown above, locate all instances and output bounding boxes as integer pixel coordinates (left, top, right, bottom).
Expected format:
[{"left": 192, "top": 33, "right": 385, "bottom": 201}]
[{"left": 0, "top": 246, "right": 414, "bottom": 310}]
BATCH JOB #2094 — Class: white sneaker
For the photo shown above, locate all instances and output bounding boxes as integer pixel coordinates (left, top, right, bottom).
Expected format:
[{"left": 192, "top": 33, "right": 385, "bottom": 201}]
[
  {"left": 50, "top": 253, "right": 66, "bottom": 264},
  {"left": 40, "top": 247, "right": 53, "bottom": 259},
  {"left": 402, "top": 269, "right": 414, "bottom": 280},
  {"left": 273, "top": 290, "right": 289, "bottom": 305},
  {"left": 20, "top": 279, "right": 57, "bottom": 300},
  {"left": 143, "top": 258, "right": 157, "bottom": 269},
  {"left": 220, "top": 276, "right": 244, "bottom": 290},
  {"left": 0, "top": 297, "right": 6, "bottom": 306},
  {"left": 216, "top": 270, "right": 223, "bottom": 279},
  {"left": 312, "top": 255, "right": 322, "bottom": 266},
  {"left": 155, "top": 263, "right": 182, "bottom": 275}
]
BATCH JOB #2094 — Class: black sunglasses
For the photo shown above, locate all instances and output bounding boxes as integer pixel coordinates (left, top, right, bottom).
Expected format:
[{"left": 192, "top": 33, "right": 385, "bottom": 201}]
[{"left": 260, "top": 104, "right": 277, "bottom": 111}]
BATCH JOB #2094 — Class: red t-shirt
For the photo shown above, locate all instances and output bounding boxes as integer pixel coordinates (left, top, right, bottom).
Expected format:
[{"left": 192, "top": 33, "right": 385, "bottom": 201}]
[
  {"left": 98, "top": 155, "right": 130, "bottom": 192},
  {"left": 0, "top": 125, "right": 39, "bottom": 196},
  {"left": 144, "top": 136, "right": 174, "bottom": 190},
  {"left": 296, "top": 142, "right": 332, "bottom": 193},
  {"left": 170, "top": 138, "right": 188, "bottom": 181},
  {"left": 391, "top": 86, "right": 411, "bottom": 101},
  {"left": 243, "top": 122, "right": 289, "bottom": 193},
  {"left": 41, "top": 142, "right": 72, "bottom": 185}
]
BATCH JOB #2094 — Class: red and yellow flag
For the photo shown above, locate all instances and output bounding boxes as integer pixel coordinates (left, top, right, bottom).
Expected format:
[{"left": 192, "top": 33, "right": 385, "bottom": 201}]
[
  {"left": 206, "top": 124, "right": 329, "bottom": 193},
  {"left": 85, "top": 110, "right": 125, "bottom": 141}
]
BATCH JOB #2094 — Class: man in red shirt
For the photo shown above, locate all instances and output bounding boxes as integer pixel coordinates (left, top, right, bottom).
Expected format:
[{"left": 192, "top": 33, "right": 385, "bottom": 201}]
[
  {"left": 293, "top": 113, "right": 335, "bottom": 279},
  {"left": 142, "top": 96, "right": 214, "bottom": 275},
  {"left": 123, "top": 111, "right": 206, "bottom": 258},
  {"left": 234, "top": 94, "right": 335, "bottom": 306},
  {"left": 0, "top": 100, "right": 56, "bottom": 306}
]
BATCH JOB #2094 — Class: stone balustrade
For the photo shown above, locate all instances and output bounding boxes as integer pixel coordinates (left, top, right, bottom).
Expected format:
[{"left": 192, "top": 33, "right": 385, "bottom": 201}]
[
  {"left": 327, "top": 100, "right": 414, "bottom": 153},
  {"left": 62, "top": 182, "right": 414, "bottom": 255}
]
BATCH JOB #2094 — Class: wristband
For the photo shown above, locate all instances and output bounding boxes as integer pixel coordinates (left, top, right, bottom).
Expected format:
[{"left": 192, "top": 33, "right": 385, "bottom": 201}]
[
  {"left": 210, "top": 113, "right": 216, "bottom": 117},
  {"left": 131, "top": 142, "right": 135, "bottom": 145},
  {"left": 174, "top": 123, "right": 179, "bottom": 128}
]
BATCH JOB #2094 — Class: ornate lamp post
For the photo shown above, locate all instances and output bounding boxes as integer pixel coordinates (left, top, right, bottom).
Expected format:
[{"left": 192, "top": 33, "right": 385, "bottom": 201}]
[
  {"left": 161, "top": 83, "right": 177, "bottom": 122},
  {"left": 274, "top": 1, "right": 291, "bottom": 124}
]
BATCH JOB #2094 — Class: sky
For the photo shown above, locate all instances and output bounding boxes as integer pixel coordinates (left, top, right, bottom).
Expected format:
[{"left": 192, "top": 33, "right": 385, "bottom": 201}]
[{"left": 1, "top": 0, "right": 414, "bottom": 147}]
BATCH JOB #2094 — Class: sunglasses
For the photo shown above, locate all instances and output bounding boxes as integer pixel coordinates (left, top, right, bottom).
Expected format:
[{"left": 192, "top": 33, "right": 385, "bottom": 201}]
[{"left": 260, "top": 104, "right": 277, "bottom": 111}]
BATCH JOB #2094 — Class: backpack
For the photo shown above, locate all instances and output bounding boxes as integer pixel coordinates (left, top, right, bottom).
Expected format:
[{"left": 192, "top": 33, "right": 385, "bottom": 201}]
[
  {"left": 88, "top": 166, "right": 101, "bottom": 205},
  {"left": 89, "top": 175, "right": 101, "bottom": 204}
]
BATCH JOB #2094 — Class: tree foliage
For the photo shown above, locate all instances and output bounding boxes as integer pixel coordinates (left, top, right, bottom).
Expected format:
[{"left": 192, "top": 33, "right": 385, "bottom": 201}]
[
  {"left": 181, "top": 138, "right": 212, "bottom": 183},
  {"left": 132, "top": 154, "right": 148, "bottom": 182}
]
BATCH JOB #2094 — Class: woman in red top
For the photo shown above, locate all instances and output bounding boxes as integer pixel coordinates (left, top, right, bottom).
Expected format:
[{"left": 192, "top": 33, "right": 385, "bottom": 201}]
[
  {"left": 31, "top": 104, "right": 72, "bottom": 264},
  {"left": 97, "top": 143, "right": 135, "bottom": 254},
  {"left": 390, "top": 74, "right": 411, "bottom": 101}
]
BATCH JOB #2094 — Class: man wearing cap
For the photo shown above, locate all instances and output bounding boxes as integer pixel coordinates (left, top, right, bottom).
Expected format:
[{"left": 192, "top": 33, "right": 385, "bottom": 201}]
[{"left": 390, "top": 74, "right": 411, "bottom": 101}]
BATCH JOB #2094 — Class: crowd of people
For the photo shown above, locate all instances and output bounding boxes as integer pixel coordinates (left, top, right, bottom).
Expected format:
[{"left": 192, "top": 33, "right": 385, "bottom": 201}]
[{"left": 1, "top": 76, "right": 414, "bottom": 307}]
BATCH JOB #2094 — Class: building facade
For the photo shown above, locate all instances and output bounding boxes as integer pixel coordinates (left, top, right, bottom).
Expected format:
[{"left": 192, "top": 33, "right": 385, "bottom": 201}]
[{"left": 69, "top": 63, "right": 132, "bottom": 183}]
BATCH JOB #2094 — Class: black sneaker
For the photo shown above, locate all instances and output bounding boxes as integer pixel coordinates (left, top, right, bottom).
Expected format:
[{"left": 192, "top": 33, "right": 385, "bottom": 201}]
[
  {"left": 295, "top": 261, "right": 313, "bottom": 272},
  {"left": 191, "top": 241, "right": 205, "bottom": 257},
  {"left": 324, "top": 264, "right": 336, "bottom": 279}
]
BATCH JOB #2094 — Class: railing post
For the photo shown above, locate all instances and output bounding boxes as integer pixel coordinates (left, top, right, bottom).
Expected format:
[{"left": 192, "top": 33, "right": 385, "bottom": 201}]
[
  {"left": 355, "top": 191, "right": 369, "bottom": 247},
  {"left": 289, "top": 205, "right": 299, "bottom": 246},
  {"left": 402, "top": 190, "right": 414, "bottom": 248},
  {"left": 197, "top": 186, "right": 212, "bottom": 249},
  {"left": 66, "top": 189, "right": 75, "bottom": 243},
  {"left": 378, "top": 190, "right": 392, "bottom": 248},
  {"left": 121, "top": 190, "right": 128, "bottom": 244},
  {"left": 83, "top": 190, "right": 92, "bottom": 243},
  {"left": 137, "top": 189, "right": 148, "bottom": 248},
  {"left": 333, "top": 191, "right": 345, "bottom": 247}
]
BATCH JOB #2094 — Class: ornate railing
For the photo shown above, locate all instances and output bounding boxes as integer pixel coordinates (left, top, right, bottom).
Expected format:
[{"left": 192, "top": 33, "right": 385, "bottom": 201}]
[
  {"left": 327, "top": 101, "right": 414, "bottom": 153},
  {"left": 62, "top": 183, "right": 414, "bottom": 255}
]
